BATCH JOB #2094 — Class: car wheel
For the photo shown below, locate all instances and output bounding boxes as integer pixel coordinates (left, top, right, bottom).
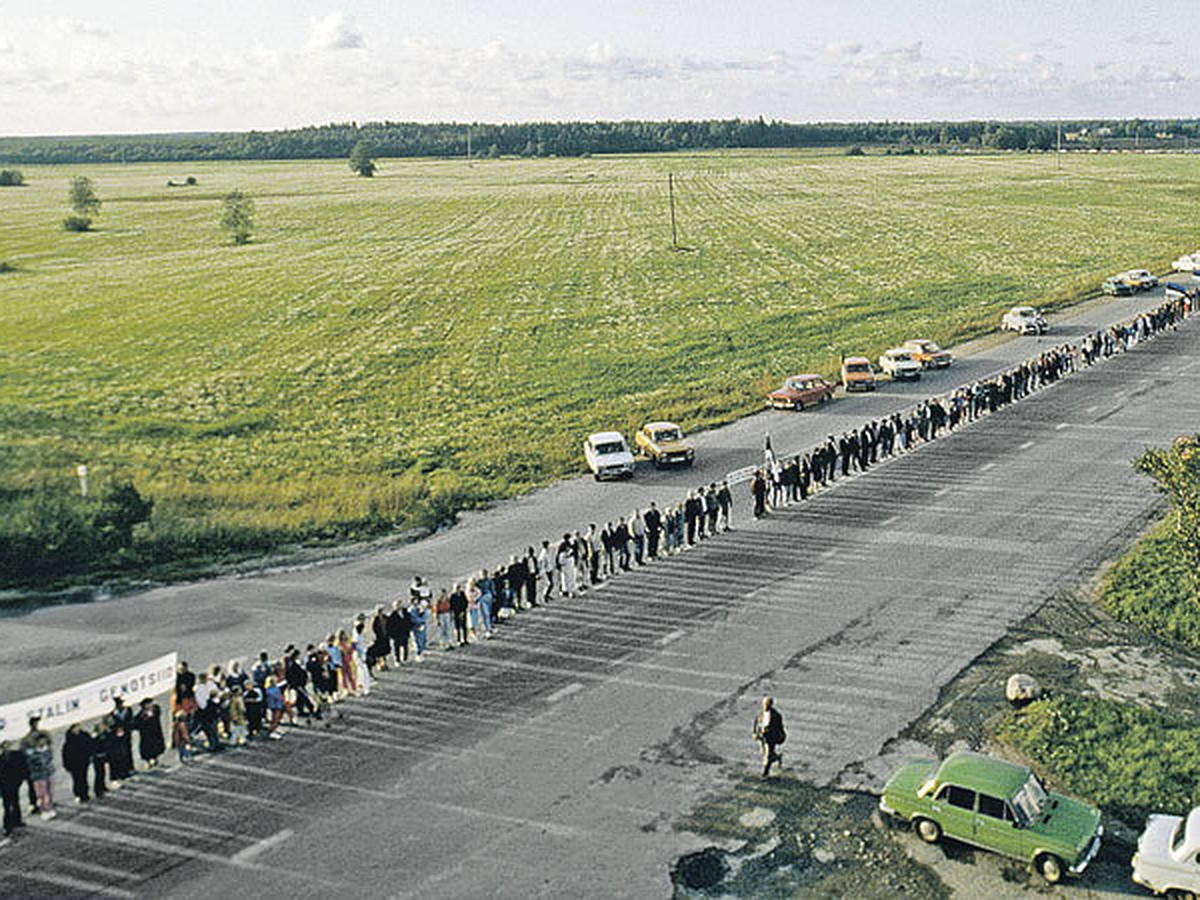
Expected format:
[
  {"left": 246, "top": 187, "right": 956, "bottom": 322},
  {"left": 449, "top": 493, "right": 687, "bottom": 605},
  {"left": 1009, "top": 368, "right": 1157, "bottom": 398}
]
[
  {"left": 914, "top": 817, "right": 941, "bottom": 844},
  {"left": 1036, "top": 853, "right": 1065, "bottom": 884},
  {"left": 821, "top": 392, "right": 831, "bottom": 404},
  {"left": 592, "top": 473, "right": 601, "bottom": 481},
  {"left": 793, "top": 399, "right": 804, "bottom": 411}
]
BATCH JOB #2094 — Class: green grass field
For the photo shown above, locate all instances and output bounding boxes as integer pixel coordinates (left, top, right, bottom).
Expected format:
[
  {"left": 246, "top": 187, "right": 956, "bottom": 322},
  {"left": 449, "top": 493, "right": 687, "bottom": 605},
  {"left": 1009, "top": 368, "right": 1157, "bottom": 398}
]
[{"left": 3, "top": 150, "right": 1200, "bottom": 581}]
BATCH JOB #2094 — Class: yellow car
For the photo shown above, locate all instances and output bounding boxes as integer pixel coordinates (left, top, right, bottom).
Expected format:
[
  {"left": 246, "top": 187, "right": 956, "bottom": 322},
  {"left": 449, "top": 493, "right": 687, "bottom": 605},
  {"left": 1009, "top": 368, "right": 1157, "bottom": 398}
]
[
  {"left": 635, "top": 421, "right": 695, "bottom": 468},
  {"left": 840, "top": 356, "right": 876, "bottom": 392}
]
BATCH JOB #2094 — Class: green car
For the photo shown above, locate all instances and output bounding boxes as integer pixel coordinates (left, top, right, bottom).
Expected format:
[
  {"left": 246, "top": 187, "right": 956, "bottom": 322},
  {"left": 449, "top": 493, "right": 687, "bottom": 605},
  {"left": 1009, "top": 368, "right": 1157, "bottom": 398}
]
[{"left": 879, "top": 751, "right": 1102, "bottom": 884}]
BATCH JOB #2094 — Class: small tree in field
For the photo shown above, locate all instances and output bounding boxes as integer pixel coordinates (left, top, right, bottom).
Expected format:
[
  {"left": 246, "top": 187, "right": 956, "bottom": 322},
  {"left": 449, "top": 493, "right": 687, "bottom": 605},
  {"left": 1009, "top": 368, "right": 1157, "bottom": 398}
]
[
  {"left": 0, "top": 169, "right": 25, "bottom": 186},
  {"left": 64, "top": 176, "right": 101, "bottom": 231},
  {"left": 1138, "top": 434, "right": 1200, "bottom": 591},
  {"left": 349, "top": 140, "right": 376, "bottom": 177},
  {"left": 220, "top": 190, "right": 254, "bottom": 245}
]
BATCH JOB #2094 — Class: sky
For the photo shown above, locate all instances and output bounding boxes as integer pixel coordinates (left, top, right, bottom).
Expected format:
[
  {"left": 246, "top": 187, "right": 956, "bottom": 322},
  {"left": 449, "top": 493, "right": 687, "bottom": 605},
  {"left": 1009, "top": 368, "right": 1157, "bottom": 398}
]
[{"left": 0, "top": 0, "right": 1195, "bottom": 135}]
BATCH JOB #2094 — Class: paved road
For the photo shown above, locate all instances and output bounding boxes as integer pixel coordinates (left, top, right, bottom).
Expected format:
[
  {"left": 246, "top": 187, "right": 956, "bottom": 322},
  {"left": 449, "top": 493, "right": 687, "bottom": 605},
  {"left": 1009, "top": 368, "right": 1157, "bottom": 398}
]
[
  {"left": 0, "top": 285, "right": 1189, "bottom": 704},
  {"left": 0, "top": 289, "right": 1196, "bottom": 897}
]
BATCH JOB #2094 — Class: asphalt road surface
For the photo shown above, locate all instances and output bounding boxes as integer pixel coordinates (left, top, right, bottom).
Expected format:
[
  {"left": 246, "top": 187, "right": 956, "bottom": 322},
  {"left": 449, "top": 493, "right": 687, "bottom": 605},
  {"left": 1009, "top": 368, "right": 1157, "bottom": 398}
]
[{"left": 1, "top": 285, "right": 1197, "bottom": 898}]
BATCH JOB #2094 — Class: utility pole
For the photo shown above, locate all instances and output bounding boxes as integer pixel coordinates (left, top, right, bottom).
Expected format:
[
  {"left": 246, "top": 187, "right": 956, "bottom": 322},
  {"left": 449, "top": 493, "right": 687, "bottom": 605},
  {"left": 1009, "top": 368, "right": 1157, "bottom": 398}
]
[
  {"left": 1056, "top": 118, "right": 1061, "bottom": 170},
  {"left": 668, "top": 173, "right": 678, "bottom": 250},
  {"left": 466, "top": 127, "right": 472, "bottom": 162}
]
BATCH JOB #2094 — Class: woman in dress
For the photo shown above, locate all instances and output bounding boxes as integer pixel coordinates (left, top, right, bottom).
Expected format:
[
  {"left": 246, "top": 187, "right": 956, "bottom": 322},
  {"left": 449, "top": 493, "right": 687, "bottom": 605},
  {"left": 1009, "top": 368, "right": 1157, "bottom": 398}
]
[
  {"left": 556, "top": 533, "right": 577, "bottom": 598},
  {"left": 337, "top": 629, "right": 358, "bottom": 695},
  {"left": 352, "top": 619, "right": 372, "bottom": 696}
]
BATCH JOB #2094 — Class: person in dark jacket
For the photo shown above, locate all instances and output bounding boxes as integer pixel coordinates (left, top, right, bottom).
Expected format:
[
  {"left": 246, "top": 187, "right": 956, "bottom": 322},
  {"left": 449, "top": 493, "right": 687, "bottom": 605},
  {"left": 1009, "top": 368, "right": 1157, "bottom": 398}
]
[
  {"left": 62, "top": 723, "right": 93, "bottom": 803},
  {"left": 449, "top": 584, "right": 470, "bottom": 646},
  {"left": 109, "top": 696, "right": 136, "bottom": 780},
  {"left": 0, "top": 739, "right": 29, "bottom": 835},
  {"left": 751, "top": 470, "right": 768, "bottom": 519},
  {"left": 90, "top": 719, "right": 111, "bottom": 797},
  {"left": 284, "top": 649, "right": 317, "bottom": 719},
  {"left": 752, "top": 696, "right": 786, "bottom": 777},
  {"left": 370, "top": 607, "right": 391, "bottom": 672},
  {"left": 387, "top": 599, "right": 412, "bottom": 664},
  {"left": 135, "top": 698, "right": 166, "bottom": 767}
]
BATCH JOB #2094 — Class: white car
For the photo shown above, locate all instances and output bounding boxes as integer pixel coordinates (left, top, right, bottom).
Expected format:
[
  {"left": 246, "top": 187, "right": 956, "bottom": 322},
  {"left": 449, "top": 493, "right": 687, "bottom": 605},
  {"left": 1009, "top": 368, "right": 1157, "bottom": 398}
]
[
  {"left": 1173, "top": 254, "right": 1200, "bottom": 273},
  {"left": 1132, "top": 807, "right": 1200, "bottom": 897},
  {"left": 583, "top": 431, "right": 635, "bottom": 480},
  {"left": 1002, "top": 306, "right": 1048, "bottom": 335},
  {"left": 877, "top": 348, "right": 922, "bottom": 381}
]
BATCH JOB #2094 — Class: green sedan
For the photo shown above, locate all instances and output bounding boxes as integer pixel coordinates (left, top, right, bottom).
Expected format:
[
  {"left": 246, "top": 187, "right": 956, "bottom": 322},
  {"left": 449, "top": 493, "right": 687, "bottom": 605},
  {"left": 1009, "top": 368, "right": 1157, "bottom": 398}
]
[{"left": 879, "top": 750, "right": 1102, "bottom": 884}]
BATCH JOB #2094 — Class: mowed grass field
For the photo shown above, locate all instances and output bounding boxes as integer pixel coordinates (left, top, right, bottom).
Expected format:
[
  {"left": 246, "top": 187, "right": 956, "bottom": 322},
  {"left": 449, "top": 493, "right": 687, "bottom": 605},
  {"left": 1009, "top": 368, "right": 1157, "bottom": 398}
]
[{"left": 2, "top": 151, "right": 1199, "bottom": 570}]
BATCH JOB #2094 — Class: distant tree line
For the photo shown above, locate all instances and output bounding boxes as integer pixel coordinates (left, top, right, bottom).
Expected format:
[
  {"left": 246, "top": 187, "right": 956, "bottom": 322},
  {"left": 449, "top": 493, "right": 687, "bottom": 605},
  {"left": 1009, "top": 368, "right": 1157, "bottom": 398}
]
[{"left": 1, "top": 118, "right": 1198, "bottom": 164}]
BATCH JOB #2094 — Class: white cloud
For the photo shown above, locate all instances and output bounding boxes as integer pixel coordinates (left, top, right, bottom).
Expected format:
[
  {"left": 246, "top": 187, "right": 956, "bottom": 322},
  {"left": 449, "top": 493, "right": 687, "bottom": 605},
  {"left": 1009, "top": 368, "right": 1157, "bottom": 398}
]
[
  {"left": 825, "top": 41, "right": 863, "bottom": 57},
  {"left": 305, "top": 12, "right": 365, "bottom": 53},
  {"left": 57, "top": 18, "right": 110, "bottom": 39}
]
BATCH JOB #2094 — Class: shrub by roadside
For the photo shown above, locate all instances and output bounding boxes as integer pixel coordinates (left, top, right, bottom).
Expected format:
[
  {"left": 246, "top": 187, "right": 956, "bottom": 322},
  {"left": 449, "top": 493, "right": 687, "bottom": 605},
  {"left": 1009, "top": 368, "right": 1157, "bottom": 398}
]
[
  {"left": 995, "top": 694, "right": 1200, "bottom": 824},
  {"left": 1098, "top": 517, "right": 1200, "bottom": 648}
]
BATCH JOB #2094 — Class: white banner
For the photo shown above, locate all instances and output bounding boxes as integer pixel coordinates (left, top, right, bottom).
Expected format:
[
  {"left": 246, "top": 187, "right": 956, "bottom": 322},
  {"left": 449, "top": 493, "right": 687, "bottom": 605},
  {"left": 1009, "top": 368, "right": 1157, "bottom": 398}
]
[{"left": 0, "top": 651, "right": 177, "bottom": 743}]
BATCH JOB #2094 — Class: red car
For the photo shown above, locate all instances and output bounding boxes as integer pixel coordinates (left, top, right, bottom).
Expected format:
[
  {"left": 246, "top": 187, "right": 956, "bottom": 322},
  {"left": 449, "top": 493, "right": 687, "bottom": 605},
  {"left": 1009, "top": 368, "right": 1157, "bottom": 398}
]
[{"left": 767, "top": 374, "right": 835, "bottom": 410}]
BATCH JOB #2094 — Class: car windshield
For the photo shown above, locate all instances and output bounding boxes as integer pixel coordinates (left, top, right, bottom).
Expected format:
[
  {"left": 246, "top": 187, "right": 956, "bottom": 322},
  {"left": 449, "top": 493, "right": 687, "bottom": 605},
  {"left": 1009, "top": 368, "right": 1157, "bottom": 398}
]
[
  {"left": 1172, "top": 818, "right": 1186, "bottom": 853},
  {"left": 1010, "top": 773, "right": 1047, "bottom": 826},
  {"left": 924, "top": 343, "right": 942, "bottom": 352},
  {"left": 654, "top": 428, "right": 681, "bottom": 442},
  {"left": 890, "top": 352, "right": 912, "bottom": 361},
  {"left": 845, "top": 363, "right": 870, "bottom": 373},
  {"left": 594, "top": 441, "right": 626, "bottom": 455},
  {"left": 786, "top": 379, "right": 811, "bottom": 390}
]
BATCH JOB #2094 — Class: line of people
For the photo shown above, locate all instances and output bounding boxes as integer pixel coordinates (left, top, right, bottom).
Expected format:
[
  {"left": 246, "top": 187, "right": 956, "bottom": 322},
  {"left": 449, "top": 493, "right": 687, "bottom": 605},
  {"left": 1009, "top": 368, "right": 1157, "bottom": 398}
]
[
  {"left": 2, "top": 291, "right": 1191, "bottom": 848},
  {"left": 749, "top": 294, "right": 1192, "bottom": 517}
]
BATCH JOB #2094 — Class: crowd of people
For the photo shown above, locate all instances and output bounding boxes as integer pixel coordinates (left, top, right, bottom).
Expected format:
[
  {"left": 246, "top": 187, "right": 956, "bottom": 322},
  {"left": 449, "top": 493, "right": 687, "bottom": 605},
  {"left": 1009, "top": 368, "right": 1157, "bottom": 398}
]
[{"left": 1, "top": 290, "right": 1192, "bottom": 848}]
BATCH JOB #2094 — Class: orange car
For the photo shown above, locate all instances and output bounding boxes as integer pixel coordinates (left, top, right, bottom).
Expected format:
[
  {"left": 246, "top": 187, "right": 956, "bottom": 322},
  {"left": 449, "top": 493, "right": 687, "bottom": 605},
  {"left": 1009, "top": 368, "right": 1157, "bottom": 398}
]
[
  {"left": 840, "top": 357, "right": 876, "bottom": 392},
  {"left": 902, "top": 339, "right": 953, "bottom": 369},
  {"left": 767, "top": 374, "right": 835, "bottom": 410}
]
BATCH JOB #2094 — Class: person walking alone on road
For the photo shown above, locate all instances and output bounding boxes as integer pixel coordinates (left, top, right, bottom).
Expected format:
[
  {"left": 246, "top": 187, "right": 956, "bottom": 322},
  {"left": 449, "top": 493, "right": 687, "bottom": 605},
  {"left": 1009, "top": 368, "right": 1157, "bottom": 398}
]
[{"left": 752, "top": 697, "right": 786, "bottom": 777}]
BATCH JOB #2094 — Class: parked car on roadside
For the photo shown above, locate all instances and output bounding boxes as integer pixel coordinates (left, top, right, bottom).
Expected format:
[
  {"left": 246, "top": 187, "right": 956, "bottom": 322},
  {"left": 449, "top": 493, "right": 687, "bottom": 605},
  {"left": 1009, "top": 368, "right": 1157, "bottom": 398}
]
[
  {"left": 902, "top": 338, "right": 953, "bottom": 369},
  {"left": 1132, "top": 807, "right": 1200, "bottom": 898},
  {"left": 840, "top": 356, "right": 876, "bottom": 392},
  {"left": 766, "top": 374, "right": 835, "bottom": 410},
  {"left": 583, "top": 431, "right": 635, "bottom": 480},
  {"left": 880, "top": 750, "right": 1103, "bottom": 884},
  {"left": 1103, "top": 276, "right": 1135, "bottom": 296},
  {"left": 1172, "top": 254, "right": 1200, "bottom": 273},
  {"left": 635, "top": 421, "right": 695, "bottom": 468},
  {"left": 1119, "top": 269, "right": 1159, "bottom": 291},
  {"left": 878, "top": 348, "right": 922, "bottom": 381},
  {"left": 1002, "top": 306, "right": 1049, "bottom": 335}
]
